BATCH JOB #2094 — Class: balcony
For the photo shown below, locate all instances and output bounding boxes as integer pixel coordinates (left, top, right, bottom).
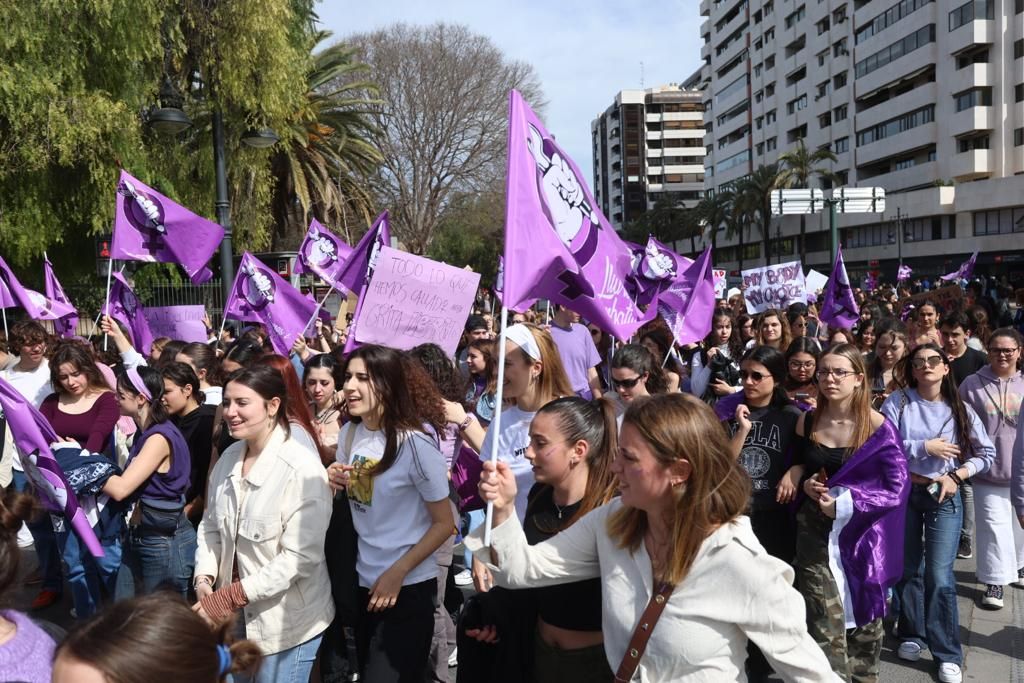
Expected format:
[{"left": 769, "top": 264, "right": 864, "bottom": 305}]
[
  {"left": 859, "top": 160, "right": 939, "bottom": 194},
  {"left": 702, "top": 41, "right": 712, "bottom": 61},
  {"left": 950, "top": 149, "right": 993, "bottom": 181},
  {"left": 855, "top": 82, "right": 937, "bottom": 131},
  {"left": 857, "top": 122, "right": 936, "bottom": 166},
  {"left": 948, "top": 19, "right": 995, "bottom": 57},
  {"left": 949, "top": 106, "right": 994, "bottom": 138},
  {"left": 854, "top": 44, "right": 938, "bottom": 102},
  {"left": 700, "top": 0, "right": 710, "bottom": 16},
  {"left": 946, "top": 62, "right": 994, "bottom": 96}
]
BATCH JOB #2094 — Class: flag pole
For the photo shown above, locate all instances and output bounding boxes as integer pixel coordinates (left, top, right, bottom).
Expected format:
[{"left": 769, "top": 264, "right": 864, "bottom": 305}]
[
  {"left": 1, "top": 309, "right": 7, "bottom": 339},
  {"left": 544, "top": 301, "right": 551, "bottom": 326},
  {"left": 302, "top": 286, "right": 336, "bottom": 337},
  {"left": 102, "top": 258, "right": 114, "bottom": 351},
  {"left": 483, "top": 305, "right": 510, "bottom": 547}
]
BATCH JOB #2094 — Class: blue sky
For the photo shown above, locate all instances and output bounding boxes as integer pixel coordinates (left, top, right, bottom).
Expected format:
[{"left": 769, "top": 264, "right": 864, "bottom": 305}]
[{"left": 316, "top": 0, "right": 704, "bottom": 181}]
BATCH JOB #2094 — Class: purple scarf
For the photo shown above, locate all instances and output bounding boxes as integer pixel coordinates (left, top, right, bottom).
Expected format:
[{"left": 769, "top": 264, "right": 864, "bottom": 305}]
[{"left": 827, "top": 417, "right": 909, "bottom": 627}]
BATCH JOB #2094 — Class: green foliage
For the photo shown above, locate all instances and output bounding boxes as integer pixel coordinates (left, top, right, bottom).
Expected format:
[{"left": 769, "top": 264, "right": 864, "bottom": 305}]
[
  {"left": 0, "top": 0, "right": 317, "bottom": 281},
  {"left": 426, "top": 188, "right": 503, "bottom": 287}
]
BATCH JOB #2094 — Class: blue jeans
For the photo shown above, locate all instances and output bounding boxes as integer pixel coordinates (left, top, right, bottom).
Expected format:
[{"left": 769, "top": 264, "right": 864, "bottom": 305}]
[
  {"left": 463, "top": 509, "right": 485, "bottom": 568},
  {"left": 12, "top": 470, "right": 62, "bottom": 593},
  {"left": 124, "top": 513, "right": 197, "bottom": 598},
  {"left": 233, "top": 630, "right": 324, "bottom": 683},
  {"left": 57, "top": 527, "right": 122, "bottom": 619},
  {"left": 897, "top": 484, "right": 963, "bottom": 665}
]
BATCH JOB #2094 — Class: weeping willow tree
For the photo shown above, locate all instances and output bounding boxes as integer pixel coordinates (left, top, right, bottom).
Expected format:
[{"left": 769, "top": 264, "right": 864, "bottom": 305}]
[{"left": 0, "top": 0, "right": 317, "bottom": 281}]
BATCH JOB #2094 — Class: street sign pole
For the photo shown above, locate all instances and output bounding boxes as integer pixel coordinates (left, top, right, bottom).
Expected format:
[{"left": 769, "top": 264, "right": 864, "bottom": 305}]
[{"left": 830, "top": 199, "right": 839, "bottom": 265}]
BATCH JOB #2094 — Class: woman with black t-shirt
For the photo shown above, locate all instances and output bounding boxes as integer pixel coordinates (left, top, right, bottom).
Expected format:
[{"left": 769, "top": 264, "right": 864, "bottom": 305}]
[
  {"left": 160, "top": 362, "right": 216, "bottom": 527},
  {"left": 461, "top": 396, "right": 618, "bottom": 683}
]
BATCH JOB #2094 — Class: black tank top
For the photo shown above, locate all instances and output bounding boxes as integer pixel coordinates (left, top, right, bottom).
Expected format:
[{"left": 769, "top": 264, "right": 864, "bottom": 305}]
[{"left": 798, "top": 412, "right": 847, "bottom": 478}]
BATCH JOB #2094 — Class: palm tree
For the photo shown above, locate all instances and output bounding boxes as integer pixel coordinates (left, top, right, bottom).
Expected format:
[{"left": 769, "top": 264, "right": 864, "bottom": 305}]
[
  {"left": 776, "top": 139, "right": 838, "bottom": 262},
  {"left": 693, "top": 190, "right": 733, "bottom": 255},
  {"left": 728, "top": 180, "right": 758, "bottom": 272},
  {"left": 269, "top": 32, "right": 383, "bottom": 250},
  {"left": 735, "top": 164, "right": 781, "bottom": 267}
]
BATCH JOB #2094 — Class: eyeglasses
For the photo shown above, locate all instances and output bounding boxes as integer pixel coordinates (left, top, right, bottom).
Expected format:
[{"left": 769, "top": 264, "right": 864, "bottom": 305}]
[
  {"left": 788, "top": 360, "right": 815, "bottom": 370},
  {"left": 612, "top": 375, "right": 643, "bottom": 389},
  {"left": 911, "top": 356, "right": 944, "bottom": 370},
  {"left": 988, "top": 347, "right": 1020, "bottom": 356},
  {"left": 815, "top": 368, "right": 855, "bottom": 380},
  {"left": 739, "top": 370, "right": 767, "bottom": 383}
]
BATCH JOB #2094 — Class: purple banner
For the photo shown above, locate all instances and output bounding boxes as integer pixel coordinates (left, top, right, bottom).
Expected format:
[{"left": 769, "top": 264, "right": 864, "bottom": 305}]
[
  {"left": 657, "top": 247, "right": 717, "bottom": 346},
  {"left": 43, "top": 255, "right": 79, "bottom": 337},
  {"left": 820, "top": 244, "right": 860, "bottom": 329},
  {"left": 294, "top": 218, "right": 354, "bottom": 291},
  {"left": 224, "top": 253, "right": 317, "bottom": 356},
  {"left": 142, "top": 305, "right": 208, "bottom": 343}
]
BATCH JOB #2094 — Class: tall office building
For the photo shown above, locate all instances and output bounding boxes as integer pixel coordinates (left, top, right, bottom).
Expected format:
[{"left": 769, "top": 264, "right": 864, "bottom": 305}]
[
  {"left": 591, "top": 85, "right": 706, "bottom": 231},
  {"left": 699, "top": 0, "right": 1024, "bottom": 279}
]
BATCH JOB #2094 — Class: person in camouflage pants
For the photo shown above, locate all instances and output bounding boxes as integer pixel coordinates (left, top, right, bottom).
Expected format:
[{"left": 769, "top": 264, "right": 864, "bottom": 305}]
[{"left": 795, "top": 500, "right": 884, "bottom": 682}]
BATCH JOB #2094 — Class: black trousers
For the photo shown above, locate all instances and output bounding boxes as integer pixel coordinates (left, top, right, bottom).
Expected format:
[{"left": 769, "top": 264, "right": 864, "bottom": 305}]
[
  {"left": 747, "top": 506, "right": 797, "bottom": 679},
  {"left": 356, "top": 579, "right": 438, "bottom": 683}
]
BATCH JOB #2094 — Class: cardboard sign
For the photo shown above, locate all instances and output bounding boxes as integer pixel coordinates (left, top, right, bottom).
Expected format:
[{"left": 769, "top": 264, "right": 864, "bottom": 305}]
[
  {"left": 741, "top": 261, "right": 807, "bottom": 313},
  {"left": 712, "top": 269, "right": 727, "bottom": 298},
  {"left": 354, "top": 247, "right": 481, "bottom": 355},
  {"left": 896, "top": 285, "right": 963, "bottom": 318},
  {"left": 142, "top": 305, "right": 208, "bottom": 343}
]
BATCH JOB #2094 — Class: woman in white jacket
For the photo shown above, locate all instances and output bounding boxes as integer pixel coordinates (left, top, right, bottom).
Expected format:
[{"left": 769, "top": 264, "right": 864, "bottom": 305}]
[
  {"left": 470, "top": 392, "right": 840, "bottom": 682},
  {"left": 193, "top": 364, "right": 334, "bottom": 683}
]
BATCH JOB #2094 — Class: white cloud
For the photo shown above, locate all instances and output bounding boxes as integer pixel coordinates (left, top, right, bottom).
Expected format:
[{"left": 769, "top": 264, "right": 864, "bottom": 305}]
[{"left": 316, "top": 0, "right": 704, "bottom": 182}]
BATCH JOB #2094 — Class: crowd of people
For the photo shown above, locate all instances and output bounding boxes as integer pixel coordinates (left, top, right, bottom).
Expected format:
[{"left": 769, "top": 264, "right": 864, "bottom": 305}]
[{"left": 0, "top": 273, "right": 1021, "bottom": 683}]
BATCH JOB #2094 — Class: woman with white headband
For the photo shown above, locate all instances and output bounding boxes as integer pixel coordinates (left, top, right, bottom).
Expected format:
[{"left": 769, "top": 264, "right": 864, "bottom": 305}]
[
  {"left": 101, "top": 365, "right": 196, "bottom": 598},
  {"left": 464, "top": 323, "right": 573, "bottom": 593}
]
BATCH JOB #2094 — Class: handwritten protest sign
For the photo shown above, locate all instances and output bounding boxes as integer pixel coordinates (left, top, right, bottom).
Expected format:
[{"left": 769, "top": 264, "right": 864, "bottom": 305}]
[
  {"left": 742, "top": 261, "right": 807, "bottom": 314},
  {"left": 805, "top": 269, "right": 829, "bottom": 296},
  {"left": 354, "top": 247, "right": 481, "bottom": 355},
  {"left": 896, "top": 284, "right": 963, "bottom": 319},
  {"left": 142, "top": 305, "right": 208, "bottom": 343},
  {"left": 713, "top": 269, "right": 727, "bottom": 298}
]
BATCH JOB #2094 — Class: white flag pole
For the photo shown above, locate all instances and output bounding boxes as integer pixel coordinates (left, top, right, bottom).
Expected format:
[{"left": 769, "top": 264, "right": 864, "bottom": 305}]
[
  {"left": 1, "top": 309, "right": 7, "bottom": 339},
  {"left": 302, "top": 286, "right": 336, "bottom": 337},
  {"left": 483, "top": 305, "right": 510, "bottom": 547},
  {"left": 102, "top": 258, "right": 114, "bottom": 351}
]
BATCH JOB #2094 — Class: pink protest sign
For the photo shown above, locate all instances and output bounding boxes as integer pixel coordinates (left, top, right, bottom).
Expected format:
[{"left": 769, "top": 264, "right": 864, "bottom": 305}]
[
  {"left": 353, "top": 247, "right": 481, "bottom": 355},
  {"left": 712, "top": 269, "right": 727, "bottom": 298},
  {"left": 142, "top": 305, "right": 209, "bottom": 343}
]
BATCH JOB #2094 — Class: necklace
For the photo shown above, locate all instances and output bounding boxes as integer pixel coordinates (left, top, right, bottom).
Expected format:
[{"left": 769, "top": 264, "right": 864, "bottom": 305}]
[{"left": 312, "top": 402, "right": 339, "bottom": 425}]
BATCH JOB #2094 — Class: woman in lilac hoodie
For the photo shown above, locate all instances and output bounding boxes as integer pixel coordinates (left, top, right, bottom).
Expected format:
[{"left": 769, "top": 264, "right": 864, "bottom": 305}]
[{"left": 961, "top": 328, "right": 1024, "bottom": 610}]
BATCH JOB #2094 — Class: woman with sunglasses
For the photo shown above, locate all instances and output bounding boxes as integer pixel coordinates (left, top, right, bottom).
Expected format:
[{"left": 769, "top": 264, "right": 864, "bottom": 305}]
[
  {"left": 609, "top": 345, "right": 666, "bottom": 420},
  {"left": 958, "top": 329, "right": 1024, "bottom": 609},
  {"left": 794, "top": 344, "right": 908, "bottom": 681},
  {"left": 726, "top": 345, "right": 805, "bottom": 678},
  {"left": 690, "top": 309, "right": 743, "bottom": 406},
  {"left": 880, "top": 344, "right": 994, "bottom": 683},
  {"left": 784, "top": 338, "right": 821, "bottom": 409}
]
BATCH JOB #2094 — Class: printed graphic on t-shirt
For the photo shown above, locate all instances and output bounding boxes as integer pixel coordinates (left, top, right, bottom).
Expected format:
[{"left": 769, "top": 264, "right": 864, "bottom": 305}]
[
  {"left": 740, "top": 446, "right": 772, "bottom": 489},
  {"left": 348, "top": 455, "right": 379, "bottom": 507}
]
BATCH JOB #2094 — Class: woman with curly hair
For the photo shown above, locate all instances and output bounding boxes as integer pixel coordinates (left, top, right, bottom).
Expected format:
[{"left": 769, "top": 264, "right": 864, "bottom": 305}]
[
  {"left": 640, "top": 327, "right": 682, "bottom": 393},
  {"left": 326, "top": 345, "right": 456, "bottom": 681}
]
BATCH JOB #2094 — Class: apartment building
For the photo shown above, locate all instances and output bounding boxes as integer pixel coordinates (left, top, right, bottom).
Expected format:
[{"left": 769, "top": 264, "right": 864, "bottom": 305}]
[
  {"left": 698, "top": 0, "right": 1024, "bottom": 281},
  {"left": 591, "top": 85, "right": 706, "bottom": 231}
]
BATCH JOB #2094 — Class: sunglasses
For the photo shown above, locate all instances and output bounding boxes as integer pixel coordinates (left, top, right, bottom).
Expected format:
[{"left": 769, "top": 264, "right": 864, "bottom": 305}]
[
  {"left": 739, "top": 370, "right": 767, "bottom": 382},
  {"left": 911, "top": 356, "right": 944, "bottom": 370},
  {"left": 612, "top": 376, "right": 644, "bottom": 389}
]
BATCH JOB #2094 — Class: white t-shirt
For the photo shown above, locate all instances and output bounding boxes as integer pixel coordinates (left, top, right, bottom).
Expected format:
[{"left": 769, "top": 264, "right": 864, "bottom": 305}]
[
  {"left": 337, "top": 423, "right": 450, "bottom": 588},
  {"left": 478, "top": 405, "right": 535, "bottom": 522},
  {"left": 3, "top": 360, "right": 52, "bottom": 472}
]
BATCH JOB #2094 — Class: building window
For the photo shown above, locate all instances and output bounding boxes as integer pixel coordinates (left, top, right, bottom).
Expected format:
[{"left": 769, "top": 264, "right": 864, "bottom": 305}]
[
  {"left": 894, "top": 158, "right": 916, "bottom": 171},
  {"left": 855, "top": 24, "right": 936, "bottom": 79},
  {"left": 819, "top": 112, "right": 832, "bottom": 128},
  {"left": 766, "top": 109, "right": 777, "bottom": 124},
  {"left": 766, "top": 83, "right": 775, "bottom": 96},
  {"left": 833, "top": 38, "right": 848, "bottom": 57},
  {"left": 834, "top": 137, "right": 849, "bottom": 153},
  {"left": 787, "top": 95, "right": 808, "bottom": 114},
  {"left": 719, "top": 149, "right": 751, "bottom": 172},
  {"left": 957, "top": 135, "right": 990, "bottom": 153},
  {"left": 1015, "top": 128, "right": 1024, "bottom": 147},
  {"left": 834, "top": 104, "right": 848, "bottom": 121},
  {"left": 1014, "top": 39, "right": 1024, "bottom": 59},
  {"left": 756, "top": 116, "right": 764, "bottom": 130},
  {"left": 756, "top": 142, "right": 765, "bottom": 156},
  {"left": 1017, "top": 84, "right": 1024, "bottom": 103},
  {"left": 817, "top": 18, "right": 831, "bottom": 34},
  {"left": 785, "top": 5, "right": 807, "bottom": 29},
  {"left": 954, "top": 88, "right": 993, "bottom": 111},
  {"left": 950, "top": 0, "right": 994, "bottom": 31},
  {"left": 817, "top": 49, "right": 828, "bottom": 67},
  {"left": 817, "top": 81, "right": 830, "bottom": 98},
  {"left": 1018, "top": 0, "right": 1023, "bottom": 13},
  {"left": 856, "top": 105, "right": 934, "bottom": 146},
  {"left": 855, "top": 0, "right": 935, "bottom": 46},
  {"left": 787, "top": 125, "right": 808, "bottom": 143},
  {"left": 974, "top": 208, "right": 1024, "bottom": 235},
  {"left": 834, "top": 72, "right": 848, "bottom": 89},
  {"left": 766, "top": 137, "right": 777, "bottom": 152}
]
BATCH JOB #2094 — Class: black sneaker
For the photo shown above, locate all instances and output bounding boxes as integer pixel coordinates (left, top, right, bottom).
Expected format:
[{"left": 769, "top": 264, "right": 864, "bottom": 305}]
[
  {"left": 1015, "top": 567, "right": 1024, "bottom": 588},
  {"left": 981, "top": 584, "right": 1004, "bottom": 609},
  {"left": 956, "top": 536, "right": 973, "bottom": 559}
]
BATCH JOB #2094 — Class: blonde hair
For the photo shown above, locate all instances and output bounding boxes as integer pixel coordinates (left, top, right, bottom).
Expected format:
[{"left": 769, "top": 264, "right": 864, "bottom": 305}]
[
  {"left": 607, "top": 393, "right": 751, "bottom": 585},
  {"left": 811, "top": 344, "right": 873, "bottom": 456},
  {"left": 512, "top": 323, "right": 573, "bottom": 402}
]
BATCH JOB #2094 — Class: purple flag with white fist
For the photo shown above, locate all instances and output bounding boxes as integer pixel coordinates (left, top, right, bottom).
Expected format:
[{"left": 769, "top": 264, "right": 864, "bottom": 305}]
[
  {"left": 630, "top": 236, "right": 693, "bottom": 308},
  {"left": 106, "top": 272, "right": 155, "bottom": 354},
  {"left": 335, "top": 212, "right": 391, "bottom": 299},
  {"left": 294, "top": 218, "right": 354, "bottom": 292},
  {"left": 941, "top": 251, "right": 977, "bottom": 282},
  {"left": 897, "top": 264, "right": 912, "bottom": 283},
  {"left": 224, "top": 253, "right": 318, "bottom": 356},
  {"left": 503, "top": 90, "right": 654, "bottom": 339},
  {"left": 43, "top": 255, "right": 79, "bottom": 337},
  {"left": 0, "top": 377, "right": 104, "bottom": 556},
  {"left": 656, "top": 247, "right": 716, "bottom": 346},
  {"left": 110, "top": 170, "right": 224, "bottom": 284},
  {"left": 820, "top": 244, "right": 860, "bottom": 329}
]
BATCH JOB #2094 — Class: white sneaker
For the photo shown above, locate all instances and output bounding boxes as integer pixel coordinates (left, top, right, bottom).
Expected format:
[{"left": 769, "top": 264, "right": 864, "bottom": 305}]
[
  {"left": 938, "top": 662, "right": 962, "bottom": 683},
  {"left": 447, "top": 646, "right": 458, "bottom": 667},
  {"left": 897, "top": 641, "right": 923, "bottom": 662},
  {"left": 453, "top": 569, "right": 473, "bottom": 587}
]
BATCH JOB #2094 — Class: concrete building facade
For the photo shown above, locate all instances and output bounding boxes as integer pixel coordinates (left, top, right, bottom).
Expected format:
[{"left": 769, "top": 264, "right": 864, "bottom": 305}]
[
  {"left": 591, "top": 85, "right": 706, "bottom": 231},
  {"left": 697, "top": 0, "right": 1024, "bottom": 281}
]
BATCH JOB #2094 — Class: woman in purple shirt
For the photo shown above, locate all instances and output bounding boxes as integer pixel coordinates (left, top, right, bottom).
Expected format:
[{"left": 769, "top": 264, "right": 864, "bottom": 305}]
[{"left": 880, "top": 343, "right": 995, "bottom": 683}]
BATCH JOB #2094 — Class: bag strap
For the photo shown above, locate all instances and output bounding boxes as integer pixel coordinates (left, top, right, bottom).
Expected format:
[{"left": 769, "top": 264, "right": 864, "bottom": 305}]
[
  {"left": 613, "top": 581, "right": 675, "bottom": 682},
  {"left": 342, "top": 422, "right": 357, "bottom": 463}
]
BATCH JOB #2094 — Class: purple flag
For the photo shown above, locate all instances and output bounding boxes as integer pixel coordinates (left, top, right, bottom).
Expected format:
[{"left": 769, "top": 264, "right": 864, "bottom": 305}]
[
  {"left": 0, "top": 377, "right": 104, "bottom": 556},
  {"left": 106, "top": 272, "right": 155, "bottom": 354},
  {"left": 897, "top": 264, "right": 912, "bottom": 283},
  {"left": 630, "top": 237, "right": 694, "bottom": 308},
  {"left": 43, "top": 255, "right": 79, "bottom": 337},
  {"left": 335, "top": 212, "right": 391, "bottom": 299},
  {"left": 0, "top": 255, "right": 63, "bottom": 320},
  {"left": 224, "top": 253, "right": 317, "bottom": 356},
  {"left": 502, "top": 90, "right": 654, "bottom": 339},
  {"left": 864, "top": 273, "right": 879, "bottom": 292},
  {"left": 294, "top": 218, "right": 354, "bottom": 291},
  {"left": 819, "top": 244, "right": 860, "bottom": 329},
  {"left": 941, "top": 251, "right": 977, "bottom": 282},
  {"left": 827, "top": 418, "right": 909, "bottom": 627},
  {"left": 110, "top": 169, "right": 224, "bottom": 284},
  {"left": 656, "top": 247, "right": 716, "bottom": 346}
]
